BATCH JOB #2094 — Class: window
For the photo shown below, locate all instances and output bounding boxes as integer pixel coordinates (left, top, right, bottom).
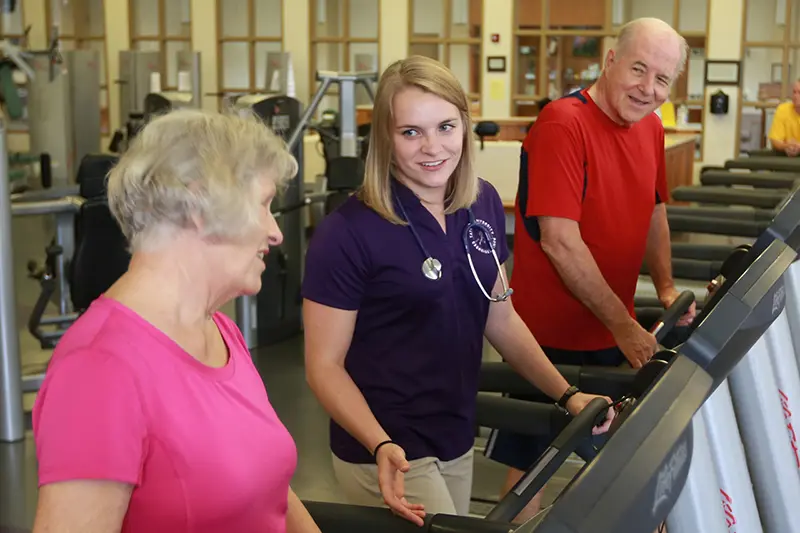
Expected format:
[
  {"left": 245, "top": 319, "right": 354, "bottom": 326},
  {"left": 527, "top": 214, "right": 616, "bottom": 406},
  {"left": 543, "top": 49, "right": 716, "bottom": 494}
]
[
  {"left": 217, "top": 0, "right": 283, "bottom": 98},
  {"left": 130, "top": 0, "right": 192, "bottom": 91},
  {"left": 512, "top": 0, "right": 707, "bottom": 159},
  {"left": 408, "top": 0, "right": 481, "bottom": 113},
  {"left": 740, "top": 0, "right": 800, "bottom": 153},
  {"left": 309, "top": 0, "right": 379, "bottom": 114},
  {"left": 46, "top": 0, "right": 108, "bottom": 133}
]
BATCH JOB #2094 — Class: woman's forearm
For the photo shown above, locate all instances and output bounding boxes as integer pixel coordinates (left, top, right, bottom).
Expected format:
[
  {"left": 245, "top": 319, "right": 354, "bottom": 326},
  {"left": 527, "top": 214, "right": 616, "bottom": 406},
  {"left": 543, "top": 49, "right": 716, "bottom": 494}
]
[
  {"left": 306, "top": 362, "right": 391, "bottom": 455},
  {"left": 485, "top": 308, "right": 571, "bottom": 401},
  {"left": 285, "top": 488, "right": 321, "bottom": 533}
]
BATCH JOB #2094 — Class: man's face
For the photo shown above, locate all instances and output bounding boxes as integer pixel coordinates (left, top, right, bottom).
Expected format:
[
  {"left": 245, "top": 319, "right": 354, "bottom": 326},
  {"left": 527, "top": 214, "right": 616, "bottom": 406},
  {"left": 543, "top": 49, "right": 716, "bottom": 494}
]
[
  {"left": 791, "top": 82, "right": 800, "bottom": 108},
  {"left": 603, "top": 32, "right": 681, "bottom": 125}
]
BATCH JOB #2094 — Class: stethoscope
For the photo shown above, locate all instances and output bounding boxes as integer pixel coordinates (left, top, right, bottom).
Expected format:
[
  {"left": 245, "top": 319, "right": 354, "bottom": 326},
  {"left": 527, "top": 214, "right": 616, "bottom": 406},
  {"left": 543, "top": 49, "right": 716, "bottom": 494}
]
[{"left": 393, "top": 192, "right": 513, "bottom": 302}]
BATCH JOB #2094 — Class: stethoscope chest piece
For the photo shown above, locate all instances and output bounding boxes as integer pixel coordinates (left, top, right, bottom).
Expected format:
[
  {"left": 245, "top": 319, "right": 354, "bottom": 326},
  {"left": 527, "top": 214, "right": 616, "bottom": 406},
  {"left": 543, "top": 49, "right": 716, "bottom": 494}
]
[{"left": 422, "top": 257, "right": 443, "bottom": 281}]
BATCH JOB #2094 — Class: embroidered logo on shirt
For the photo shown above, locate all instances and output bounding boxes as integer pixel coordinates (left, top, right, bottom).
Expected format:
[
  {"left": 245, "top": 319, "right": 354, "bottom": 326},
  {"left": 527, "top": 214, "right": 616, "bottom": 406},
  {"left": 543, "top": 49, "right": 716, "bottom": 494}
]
[{"left": 468, "top": 219, "right": 497, "bottom": 255}]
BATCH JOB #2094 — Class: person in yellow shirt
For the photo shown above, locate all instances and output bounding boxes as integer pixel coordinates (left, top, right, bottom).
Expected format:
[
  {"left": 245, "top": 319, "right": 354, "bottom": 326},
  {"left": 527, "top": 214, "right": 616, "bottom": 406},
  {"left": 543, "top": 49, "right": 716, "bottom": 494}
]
[{"left": 769, "top": 80, "right": 800, "bottom": 156}]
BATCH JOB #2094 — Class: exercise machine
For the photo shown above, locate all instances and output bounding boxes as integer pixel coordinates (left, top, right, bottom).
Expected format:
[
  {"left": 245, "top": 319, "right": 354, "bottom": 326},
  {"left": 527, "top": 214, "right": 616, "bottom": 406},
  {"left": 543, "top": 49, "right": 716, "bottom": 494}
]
[
  {"left": 142, "top": 50, "right": 202, "bottom": 119},
  {"left": 0, "top": 118, "right": 23, "bottom": 443},
  {"left": 110, "top": 49, "right": 202, "bottom": 153},
  {"left": 27, "top": 47, "right": 102, "bottom": 186},
  {"left": 1, "top": 150, "right": 127, "bottom": 444},
  {"left": 234, "top": 69, "right": 378, "bottom": 349},
  {"left": 235, "top": 95, "right": 306, "bottom": 348},
  {"left": 0, "top": 37, "right": 101, "bottom": 187},
  {"left": 479, "top": 291, "right": 695, "bottom": 404}
]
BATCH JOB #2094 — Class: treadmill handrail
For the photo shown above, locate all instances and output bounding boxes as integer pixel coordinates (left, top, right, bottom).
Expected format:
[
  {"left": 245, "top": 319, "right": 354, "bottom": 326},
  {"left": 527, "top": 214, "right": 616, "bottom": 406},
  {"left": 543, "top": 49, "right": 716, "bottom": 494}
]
[
  {"left": 485, "top": 397, "right": 611, "bottom": 523},
  {"left": 650, "top": 290, "right": 694, "bottom": 341}
]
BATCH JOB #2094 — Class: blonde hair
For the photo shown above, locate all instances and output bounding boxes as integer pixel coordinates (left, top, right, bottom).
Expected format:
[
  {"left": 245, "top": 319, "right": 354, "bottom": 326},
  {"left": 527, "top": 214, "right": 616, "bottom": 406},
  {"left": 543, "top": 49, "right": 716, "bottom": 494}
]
[
  {"left": 359, "top": 55, "right": 479, "bottom": 225},
  {"left": 107, "top": 108, "right": 298, "bottom": 253}
]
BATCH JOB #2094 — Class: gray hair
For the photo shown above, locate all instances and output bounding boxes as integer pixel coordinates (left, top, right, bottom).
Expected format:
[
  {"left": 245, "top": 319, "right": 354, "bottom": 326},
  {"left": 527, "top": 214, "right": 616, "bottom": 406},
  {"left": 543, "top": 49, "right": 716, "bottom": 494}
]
[
  {"left": 107, "top": 108, "right": 298, "bottom": 253},
  {"left": 615, "top": 17, "right": 690, "bottom": 79}
]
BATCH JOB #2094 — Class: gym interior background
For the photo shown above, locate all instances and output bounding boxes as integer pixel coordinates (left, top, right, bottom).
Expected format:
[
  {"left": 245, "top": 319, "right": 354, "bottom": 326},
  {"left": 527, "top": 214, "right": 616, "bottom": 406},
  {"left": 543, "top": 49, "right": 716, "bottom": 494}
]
[{"left": 1, "top": 0, "right": 799, "bottom": 531}]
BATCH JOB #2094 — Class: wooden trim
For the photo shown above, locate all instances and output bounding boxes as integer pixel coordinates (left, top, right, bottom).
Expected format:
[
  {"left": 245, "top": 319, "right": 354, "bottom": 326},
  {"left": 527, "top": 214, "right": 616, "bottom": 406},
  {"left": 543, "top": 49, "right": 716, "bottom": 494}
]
[
  {"left": 216, "top": 0, "right": 223, "bottom": 105},
  {"left": 742, "top": 41, "right": 786, "bottom": 48},
  {"left": 409, "top": 37, "right": 481, "bottom": 44},
  {"left": 248, "top": 0, "right": 255, "bottom": 91},
  {"left": 673, "top": 0, "right": 680, "bottom": 28},
  {"left": 515, "top": 30, "right": 544, "bottom": 37},
  {"left": 509, "top": 1, "right": 517, "bottom": 116},
  {"left": 542, "top": 0, "right": 548, "bottom": 31},
  {"left": 217, "top": 35, "right": 282, "bottom": 42},
  {"left": 536, "top": 28, "right": 608, "bottom": 37},
  {"left": 308, "top": 0, "right": 316, "bottom": 105},
  {"left": 511, "top": 93, "right": 546, "bottom": 101},
  {"left": 694, "top": 0, "right": 710, "bottom": 162},
  {"left": 407, "top": 0, "right": 413, "bottom": 56},
  {"left": 742, "top": 101, "right": 779, "bottom": 108},
  {"left": 128, "top": 0, "right": 135, "bottom": 47}
]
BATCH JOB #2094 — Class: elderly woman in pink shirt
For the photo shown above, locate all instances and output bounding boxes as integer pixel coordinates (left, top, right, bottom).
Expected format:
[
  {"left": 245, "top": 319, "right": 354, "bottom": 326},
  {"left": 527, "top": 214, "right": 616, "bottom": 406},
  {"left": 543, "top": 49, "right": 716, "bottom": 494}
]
[{"left": 31, "top": 109, "right": 321, "bottom": 533}]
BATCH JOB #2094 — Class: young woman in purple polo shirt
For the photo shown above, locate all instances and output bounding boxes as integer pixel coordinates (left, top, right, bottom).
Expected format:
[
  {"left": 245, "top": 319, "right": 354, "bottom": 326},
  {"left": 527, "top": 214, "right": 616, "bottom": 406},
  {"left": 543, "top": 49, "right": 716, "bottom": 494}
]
[{"left": 301, "top": 55, "right": 614, "bottom": 526}]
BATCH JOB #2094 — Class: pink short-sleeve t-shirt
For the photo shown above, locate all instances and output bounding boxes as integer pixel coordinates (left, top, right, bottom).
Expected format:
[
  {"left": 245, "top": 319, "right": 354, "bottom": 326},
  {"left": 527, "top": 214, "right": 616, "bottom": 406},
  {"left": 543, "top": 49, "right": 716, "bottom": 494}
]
[{"left": 32, "top": 295, "right": 298, "bottom": 533}]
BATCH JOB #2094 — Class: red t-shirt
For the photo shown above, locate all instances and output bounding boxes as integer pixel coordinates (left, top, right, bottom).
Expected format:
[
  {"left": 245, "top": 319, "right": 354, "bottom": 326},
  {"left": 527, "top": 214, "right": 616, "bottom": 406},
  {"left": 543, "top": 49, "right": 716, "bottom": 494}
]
[{"left": 511, "top": 89, "right": 669, "bottom": 351}]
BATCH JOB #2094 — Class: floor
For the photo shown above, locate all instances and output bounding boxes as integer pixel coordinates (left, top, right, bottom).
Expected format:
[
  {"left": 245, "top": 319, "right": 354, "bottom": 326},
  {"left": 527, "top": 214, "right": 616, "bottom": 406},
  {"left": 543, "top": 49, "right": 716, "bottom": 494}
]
[{"left": 0, "top": 207, "right": 585, "bottom": 532}]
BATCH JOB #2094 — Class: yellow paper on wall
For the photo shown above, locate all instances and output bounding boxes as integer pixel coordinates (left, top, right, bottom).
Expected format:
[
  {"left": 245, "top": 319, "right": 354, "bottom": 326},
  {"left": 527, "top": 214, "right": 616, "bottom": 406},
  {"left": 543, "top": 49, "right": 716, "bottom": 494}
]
[
  {"left": 490, "top": 79, "right": 505, "bottom": 101},
  {"left": 660, "top": 101, "right": 676, "bottom": 128}
]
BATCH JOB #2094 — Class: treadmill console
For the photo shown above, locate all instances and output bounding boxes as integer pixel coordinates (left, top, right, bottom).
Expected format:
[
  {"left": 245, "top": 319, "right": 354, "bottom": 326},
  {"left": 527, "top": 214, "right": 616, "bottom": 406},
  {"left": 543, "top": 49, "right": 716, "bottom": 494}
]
[{"left": 522, "top": 237, "right": 799, "bottom": 533}]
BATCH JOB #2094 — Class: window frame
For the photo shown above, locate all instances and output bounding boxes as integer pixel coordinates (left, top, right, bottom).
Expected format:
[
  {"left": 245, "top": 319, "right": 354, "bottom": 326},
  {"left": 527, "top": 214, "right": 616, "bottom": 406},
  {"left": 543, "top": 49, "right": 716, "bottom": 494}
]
[
  {"left": 309, "top": 0, "right": 381, "bottom": 103},
  {"left": 406, "top": 0, "right": 483, "bottom": 107},
  {"left": 129, "top": 0, "right": 193, "bottom": 92},
  {"left": 216, "top": 0, "right": 284, "bottom": 99},
  {"left": 737, "top": 0, "right": 800, "bottom": 156}
]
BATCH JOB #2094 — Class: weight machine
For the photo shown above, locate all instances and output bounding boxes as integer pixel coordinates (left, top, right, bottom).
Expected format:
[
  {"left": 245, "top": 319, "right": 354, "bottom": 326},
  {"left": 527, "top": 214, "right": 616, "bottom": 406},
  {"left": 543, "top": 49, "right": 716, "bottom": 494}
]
[
  {"left": 236, "top": 69, "right": 378, "bottom": 349},
  {"left": 110, "top": 50, "right": 202, "bottom": 153}
]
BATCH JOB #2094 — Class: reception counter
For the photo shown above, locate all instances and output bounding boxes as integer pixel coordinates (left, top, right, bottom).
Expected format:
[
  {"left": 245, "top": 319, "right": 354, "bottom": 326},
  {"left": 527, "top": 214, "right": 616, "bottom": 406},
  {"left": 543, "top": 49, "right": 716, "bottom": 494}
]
[{"left": 496, "top": 132, "right": 698, "bottom": 211}]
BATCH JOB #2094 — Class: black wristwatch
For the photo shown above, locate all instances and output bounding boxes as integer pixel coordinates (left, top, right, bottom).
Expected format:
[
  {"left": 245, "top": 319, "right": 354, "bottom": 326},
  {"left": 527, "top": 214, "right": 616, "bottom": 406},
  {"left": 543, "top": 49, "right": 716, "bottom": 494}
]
[{"left": 557, "top": 385, "right": 580, "bottom": 410}]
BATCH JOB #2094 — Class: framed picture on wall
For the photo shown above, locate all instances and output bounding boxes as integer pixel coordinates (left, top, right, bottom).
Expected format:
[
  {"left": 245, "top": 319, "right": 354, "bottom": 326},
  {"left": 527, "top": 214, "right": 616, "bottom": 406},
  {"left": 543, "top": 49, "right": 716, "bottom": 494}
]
[{"left": 772, "top": 63, "right": 788, "bottom": 83}]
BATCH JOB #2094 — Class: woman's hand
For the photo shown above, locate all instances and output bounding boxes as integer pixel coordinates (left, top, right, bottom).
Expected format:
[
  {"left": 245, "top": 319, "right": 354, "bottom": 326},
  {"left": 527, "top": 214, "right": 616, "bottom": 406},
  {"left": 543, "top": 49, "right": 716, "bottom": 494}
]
[
  {"left": 565, "top": 392, "right": 615, "bottom": 435},
  {"left": 375, "top": 443, "right": 426, "bottom": 527}
]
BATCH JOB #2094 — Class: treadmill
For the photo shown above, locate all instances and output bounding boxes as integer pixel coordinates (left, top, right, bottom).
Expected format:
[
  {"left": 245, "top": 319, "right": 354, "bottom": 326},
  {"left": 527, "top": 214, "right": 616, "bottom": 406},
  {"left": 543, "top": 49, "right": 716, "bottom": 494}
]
[
  {"left": 303, "top": 187, "right": 800, "bottom": 533},
  {"left": 508, "top": 187, "right": 800, "bottom": 533}
]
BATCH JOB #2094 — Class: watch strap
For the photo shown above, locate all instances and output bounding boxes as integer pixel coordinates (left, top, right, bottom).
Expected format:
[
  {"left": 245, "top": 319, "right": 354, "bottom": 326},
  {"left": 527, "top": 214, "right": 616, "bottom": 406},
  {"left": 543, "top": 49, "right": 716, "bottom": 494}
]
[{"left": 557, "top": 385, "right": 580, "bottom": 409}]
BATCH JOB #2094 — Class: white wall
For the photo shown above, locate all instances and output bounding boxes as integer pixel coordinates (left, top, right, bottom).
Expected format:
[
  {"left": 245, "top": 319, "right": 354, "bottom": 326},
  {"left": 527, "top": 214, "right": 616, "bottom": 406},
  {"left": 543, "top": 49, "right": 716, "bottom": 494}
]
[{"left": 703, "top": 0, "right": 743, "bottom": 166}]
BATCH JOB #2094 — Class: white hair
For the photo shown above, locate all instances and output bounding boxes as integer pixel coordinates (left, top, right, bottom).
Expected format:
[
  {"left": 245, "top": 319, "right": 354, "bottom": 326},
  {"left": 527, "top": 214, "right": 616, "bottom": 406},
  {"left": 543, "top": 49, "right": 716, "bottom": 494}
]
[{"left": 107, "top": 108, "right": 298, "bottom": 253}]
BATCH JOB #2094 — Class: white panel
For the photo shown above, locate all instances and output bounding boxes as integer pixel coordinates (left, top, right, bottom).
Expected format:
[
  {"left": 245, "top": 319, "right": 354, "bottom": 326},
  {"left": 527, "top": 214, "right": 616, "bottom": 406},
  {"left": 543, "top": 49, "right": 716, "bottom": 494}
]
[
  {"left": 133, "top": 0, "right": 159, "bottom": 36},
  {"left": 255, "top": 0, "right": 282, "bottom": 38},
  {"left": 222, "top": 41, "right": 250, "bottom": 89},
  {"left": 412, "top": 0, "right": 445, "bottom": 36},
  {"left": 349, "top": 0, "right": 378, "bottom": 39},
  {"left": 222, "top": 0, "right": 249, "bottom": 38}
]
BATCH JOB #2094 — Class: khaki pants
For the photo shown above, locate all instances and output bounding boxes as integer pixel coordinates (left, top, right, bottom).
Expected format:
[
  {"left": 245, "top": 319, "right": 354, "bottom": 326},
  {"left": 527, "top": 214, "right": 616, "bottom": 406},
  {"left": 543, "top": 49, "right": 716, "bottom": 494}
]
[{"left": 331, "top": 448, "right": 474, "bottom": 516}]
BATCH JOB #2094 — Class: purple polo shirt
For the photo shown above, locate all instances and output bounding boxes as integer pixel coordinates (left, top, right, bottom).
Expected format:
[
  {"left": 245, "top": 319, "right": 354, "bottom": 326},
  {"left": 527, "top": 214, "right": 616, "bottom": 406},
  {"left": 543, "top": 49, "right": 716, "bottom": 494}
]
[{"left": 302, "top": 177, "right": 510, "bottom": 464}]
